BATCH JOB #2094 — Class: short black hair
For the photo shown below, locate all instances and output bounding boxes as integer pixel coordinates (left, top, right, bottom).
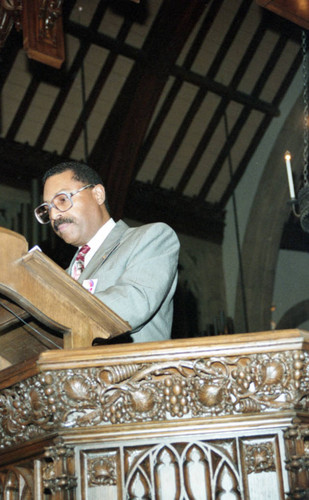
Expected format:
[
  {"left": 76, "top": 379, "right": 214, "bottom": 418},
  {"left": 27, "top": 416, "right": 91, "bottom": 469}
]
[
  {"left": 43, "top": 161, "right": 111, "bottom": 214},
  {"left": 43, "top": 161, "right": 104, "bottom": 186}
]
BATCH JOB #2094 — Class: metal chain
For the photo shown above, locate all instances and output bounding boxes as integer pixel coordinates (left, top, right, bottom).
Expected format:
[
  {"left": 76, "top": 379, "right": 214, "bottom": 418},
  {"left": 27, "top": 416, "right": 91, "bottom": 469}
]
[{"left": 302, "top": 30, "right": 309, "bottom": 185}]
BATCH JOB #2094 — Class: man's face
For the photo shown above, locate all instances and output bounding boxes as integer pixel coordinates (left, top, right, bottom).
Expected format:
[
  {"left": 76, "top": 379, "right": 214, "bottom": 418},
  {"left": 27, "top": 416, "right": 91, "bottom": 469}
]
[{"left": 43, "top": 170, "right": 105, "bottom": 247}]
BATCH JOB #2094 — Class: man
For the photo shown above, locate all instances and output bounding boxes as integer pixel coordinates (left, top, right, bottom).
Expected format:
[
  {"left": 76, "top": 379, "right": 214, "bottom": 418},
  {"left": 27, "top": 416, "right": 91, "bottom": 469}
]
[{"left": 35, "top": 161, "right": 180, "bottom": 343}]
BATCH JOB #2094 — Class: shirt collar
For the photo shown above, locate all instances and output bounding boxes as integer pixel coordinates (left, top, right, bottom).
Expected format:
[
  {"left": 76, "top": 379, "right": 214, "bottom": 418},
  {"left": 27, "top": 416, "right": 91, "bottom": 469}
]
[{"left": 83, "top": 218, "right": 116, "bottom": 265}]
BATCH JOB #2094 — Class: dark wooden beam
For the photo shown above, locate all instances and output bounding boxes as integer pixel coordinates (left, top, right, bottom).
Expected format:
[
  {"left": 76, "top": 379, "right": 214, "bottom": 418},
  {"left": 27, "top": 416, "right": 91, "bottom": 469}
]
[
  {"left": 88, "top": 0, "right": 208, "bottom": 220},
  {"left": 160, "top": 16, "right": 268, "bottom": 192},
  {"left": 67, "top": 12, "right": 278, "bottom": 117},
  {"left": 219, "top": 47, "right": 302, "bottom": 208},
  {"left": 0, "top": 138, "right": 67, "bottom": 189},
  {"left": 35, "top": 0, "right": 109, "bottom": 150},
  {"left": 0, "top": 29, "right": 21, "bottom": 93},
  {"left": 198, "top": 33, "right": 289, "bottom": 202},
  {"left": 66, "top": 18, "right": 141, "bottom": 61},
  {"left": 134, "top": 0, "right": 226, "bottom": 178},
  {"left": 124, "top": 180, "right": 225, "bottom": 244},
  {"left": 62, "top": 17, "right": 133, "bottom": 158},
  {"left": 171, "top": 65, "right": 280, "bottom": 117},
  {"left": 6, "top": 78, "right": 40, "bottom": 141}
]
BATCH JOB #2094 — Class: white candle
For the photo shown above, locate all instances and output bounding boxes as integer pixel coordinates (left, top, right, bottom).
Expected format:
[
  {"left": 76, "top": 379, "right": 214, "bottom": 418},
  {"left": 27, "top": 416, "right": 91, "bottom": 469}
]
[{"left": 285, "top": 151, "right": 295, "bottom": 199}]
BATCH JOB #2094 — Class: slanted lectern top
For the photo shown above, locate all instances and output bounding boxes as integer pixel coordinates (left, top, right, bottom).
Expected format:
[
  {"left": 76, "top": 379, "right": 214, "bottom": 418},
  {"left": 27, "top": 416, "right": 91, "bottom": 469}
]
[{"left": 0, "top": 227, "right": 130, "bottom": 366}]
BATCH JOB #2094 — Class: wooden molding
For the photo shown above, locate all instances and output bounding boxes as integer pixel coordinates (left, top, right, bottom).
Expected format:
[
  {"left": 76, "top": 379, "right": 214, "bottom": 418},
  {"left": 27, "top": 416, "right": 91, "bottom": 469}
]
[
  {"left": 22, "top": 0, "right": 65, "bottom": 68},
  {"left": 0, "top": 0, "right": 65, "bottom": 68},
  {"left": 256, "top": 0, "right": 309, "bottom": 29}
]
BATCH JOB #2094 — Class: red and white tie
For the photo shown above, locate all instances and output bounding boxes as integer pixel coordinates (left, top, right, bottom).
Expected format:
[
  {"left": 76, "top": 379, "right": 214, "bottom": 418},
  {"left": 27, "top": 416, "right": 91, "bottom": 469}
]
[{"left": 73, "top": 244, "right": 90, "bottom": 280}]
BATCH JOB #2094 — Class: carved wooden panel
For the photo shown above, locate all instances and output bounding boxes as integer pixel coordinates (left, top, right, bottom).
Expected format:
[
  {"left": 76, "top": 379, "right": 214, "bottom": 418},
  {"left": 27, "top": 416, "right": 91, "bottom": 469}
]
[
  {"left": 0, "top": 348, "right": 308, "bottom": 450},
  {"left": 22, "top": 0, "right": 65, "bottom": 68},
  {"left": 77, "top": 433, "right": 287, "bottom": 499},
  {"left": 0, "top": 465, "right": 34, "bottom": 499},
  {"left": 0, "top": 427, "right": 307, "bottom": 499},
  {"left": 284, "top": 423, "right": 309, "bottom": 499},
  {"left": 0, "top": 0, "right": 65, "bottom": 68},
  {"left": 0, "top": 330, "right": 308, "bottom": 498},
  {"left": 41, "top": 439, "right": 77, "bottom": 496}
]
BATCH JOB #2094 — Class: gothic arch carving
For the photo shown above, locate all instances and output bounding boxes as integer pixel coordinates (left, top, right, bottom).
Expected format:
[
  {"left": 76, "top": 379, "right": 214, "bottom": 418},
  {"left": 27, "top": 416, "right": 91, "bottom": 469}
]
[{"left": 0, "top": 466, "right": 33, "bottom": 499}]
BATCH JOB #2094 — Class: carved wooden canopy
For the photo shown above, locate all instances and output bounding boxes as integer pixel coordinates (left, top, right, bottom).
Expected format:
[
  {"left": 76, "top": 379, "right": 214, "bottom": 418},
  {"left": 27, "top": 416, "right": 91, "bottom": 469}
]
[
  {"left": 0, "top": 0, "right": 140, "bottom": 69},
  {"left": 0, "top": 0, "right": 65, "bottom": 68}
]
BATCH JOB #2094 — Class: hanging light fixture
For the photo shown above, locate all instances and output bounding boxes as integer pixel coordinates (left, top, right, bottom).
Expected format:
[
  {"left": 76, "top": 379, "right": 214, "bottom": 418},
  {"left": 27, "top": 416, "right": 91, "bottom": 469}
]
[{"left": 285, "top": 30, "right": 309, "bottom": 232}]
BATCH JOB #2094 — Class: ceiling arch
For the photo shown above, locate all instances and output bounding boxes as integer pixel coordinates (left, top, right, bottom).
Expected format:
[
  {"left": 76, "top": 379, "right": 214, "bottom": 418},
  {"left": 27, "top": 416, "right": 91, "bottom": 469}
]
[{"left": 234, "top": 94, "right": 305, "bottom": 333}]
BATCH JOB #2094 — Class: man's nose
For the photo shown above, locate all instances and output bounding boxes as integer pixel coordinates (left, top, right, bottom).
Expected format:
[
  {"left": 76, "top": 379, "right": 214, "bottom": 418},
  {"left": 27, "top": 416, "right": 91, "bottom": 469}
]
[{"left": 49, "top": 206, "right": 62, "bottom": 220}]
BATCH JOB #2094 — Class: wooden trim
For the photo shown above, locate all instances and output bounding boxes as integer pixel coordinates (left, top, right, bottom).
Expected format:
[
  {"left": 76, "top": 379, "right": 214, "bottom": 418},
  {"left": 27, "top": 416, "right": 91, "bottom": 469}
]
[{"left": 256, "top": 0, "right": 309, "bottom": 29}]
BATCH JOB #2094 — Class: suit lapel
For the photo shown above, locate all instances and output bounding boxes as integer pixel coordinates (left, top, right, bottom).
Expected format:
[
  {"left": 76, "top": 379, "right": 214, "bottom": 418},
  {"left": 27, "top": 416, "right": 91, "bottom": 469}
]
[{"left": 78, "top": 220, "right": 129, "bottom": 281}]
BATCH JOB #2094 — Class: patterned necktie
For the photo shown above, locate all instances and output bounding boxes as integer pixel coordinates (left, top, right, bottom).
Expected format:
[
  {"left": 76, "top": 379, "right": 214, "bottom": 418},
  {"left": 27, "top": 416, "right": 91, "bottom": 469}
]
[{"left": 73, "top": 244, "right": 90, "bottom": 280}]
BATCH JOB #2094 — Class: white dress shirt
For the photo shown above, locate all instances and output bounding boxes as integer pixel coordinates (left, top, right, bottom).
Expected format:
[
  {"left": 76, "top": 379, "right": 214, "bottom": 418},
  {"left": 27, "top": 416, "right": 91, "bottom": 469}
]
[{"left": 72, "top": 218, "right": 116, "bottom": 276}]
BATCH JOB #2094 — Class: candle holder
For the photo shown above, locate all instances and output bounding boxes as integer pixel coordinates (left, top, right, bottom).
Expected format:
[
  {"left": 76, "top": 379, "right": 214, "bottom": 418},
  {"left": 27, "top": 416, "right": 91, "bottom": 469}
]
[
  {"left": 287, "top": 197, "right": 299, "bottom": 217},
  {"left": 285, "top": 170, "right": 309, "bottom": 232},
  {"left": 286, "top": 30, "right": 309, "bottom": 232}
]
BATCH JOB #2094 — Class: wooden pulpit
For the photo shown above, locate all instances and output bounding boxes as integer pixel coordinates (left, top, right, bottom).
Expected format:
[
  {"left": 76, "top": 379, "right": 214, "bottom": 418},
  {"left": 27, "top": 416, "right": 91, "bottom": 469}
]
[
  {"left": 0, "top": 228, "right": 308, "bottom": 499},
  {"left": 0, "top": 227, "right": 130, "bottom": 367}
]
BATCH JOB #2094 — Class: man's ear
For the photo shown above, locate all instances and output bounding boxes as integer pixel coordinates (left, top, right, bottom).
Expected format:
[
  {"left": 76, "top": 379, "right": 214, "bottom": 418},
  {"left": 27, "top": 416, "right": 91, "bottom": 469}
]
[{"left": 92, "top": 184, "right": 106, "bottom": 205}]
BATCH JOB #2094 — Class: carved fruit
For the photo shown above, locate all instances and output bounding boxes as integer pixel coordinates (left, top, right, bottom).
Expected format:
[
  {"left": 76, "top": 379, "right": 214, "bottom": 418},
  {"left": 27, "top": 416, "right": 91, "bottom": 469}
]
[
  {"left": 261, "top": 362, "right": 284, "bottom": 385},
  {"left": 131, "top": 389, "right": 156, "bottom": 413},
  {"left": 30, "top": 390, "right": 44, "bottom": 412},
  {"left": 197, "top": 383, "right": 223, "bottom": 407}
]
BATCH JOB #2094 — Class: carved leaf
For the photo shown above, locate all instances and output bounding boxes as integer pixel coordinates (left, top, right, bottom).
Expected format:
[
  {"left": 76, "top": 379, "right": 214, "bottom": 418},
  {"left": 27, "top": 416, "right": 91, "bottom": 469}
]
[
  {"left": 63, "top": 376, "right": 93, "bottom": 401},
  {"left": 261, "top": 362, "right": 284, "bottom": 385}
]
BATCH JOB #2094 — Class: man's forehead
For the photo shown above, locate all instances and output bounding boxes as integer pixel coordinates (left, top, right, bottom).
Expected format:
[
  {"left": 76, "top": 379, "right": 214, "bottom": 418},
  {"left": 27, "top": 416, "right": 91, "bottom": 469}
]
[{"left": 43, "top": 171, "right": 80, "bottom": 200}]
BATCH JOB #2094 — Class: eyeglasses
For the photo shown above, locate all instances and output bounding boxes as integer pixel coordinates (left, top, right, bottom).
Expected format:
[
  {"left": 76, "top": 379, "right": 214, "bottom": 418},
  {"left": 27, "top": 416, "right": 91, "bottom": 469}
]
[{"left": 34, "top": 184, "right": 94, "bottom": 224}]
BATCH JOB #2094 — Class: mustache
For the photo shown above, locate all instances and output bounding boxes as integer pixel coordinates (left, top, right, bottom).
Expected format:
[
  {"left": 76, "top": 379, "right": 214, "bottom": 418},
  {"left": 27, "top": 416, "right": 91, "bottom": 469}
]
[{"left": 53, "top": 217, "right": 74, "bottom": 232}]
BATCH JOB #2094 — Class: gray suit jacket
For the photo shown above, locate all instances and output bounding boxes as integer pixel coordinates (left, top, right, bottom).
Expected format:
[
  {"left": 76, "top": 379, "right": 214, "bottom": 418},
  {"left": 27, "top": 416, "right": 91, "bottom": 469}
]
[{"left": 68, "top": 220, "right": 180, "bottom": 343}]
